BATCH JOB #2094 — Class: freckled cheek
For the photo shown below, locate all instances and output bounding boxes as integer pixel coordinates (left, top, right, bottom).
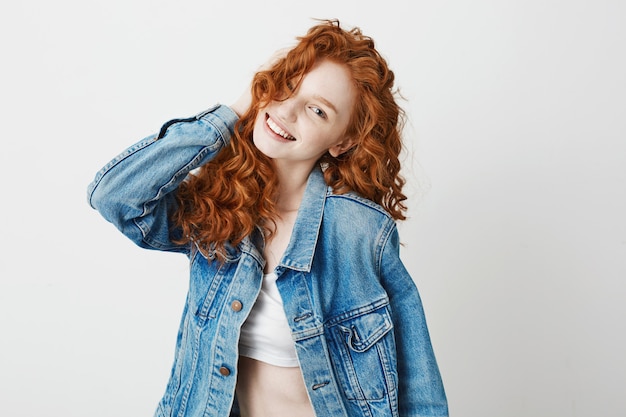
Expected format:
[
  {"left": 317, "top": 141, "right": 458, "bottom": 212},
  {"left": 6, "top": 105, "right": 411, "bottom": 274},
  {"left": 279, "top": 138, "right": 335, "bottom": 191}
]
[{"left": 252, "top": 114, "right": 267, "bottom": 138}]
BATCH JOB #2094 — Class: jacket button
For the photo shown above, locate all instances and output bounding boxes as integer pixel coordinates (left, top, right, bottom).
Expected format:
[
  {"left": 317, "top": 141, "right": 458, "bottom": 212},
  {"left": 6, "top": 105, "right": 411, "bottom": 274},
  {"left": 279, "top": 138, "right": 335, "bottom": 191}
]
[
  {"left": 219, "top": 366, "right": 231, "bottom": 376},
  {"left": 231, "top": 300, "right": 243, "bottom": 312}
]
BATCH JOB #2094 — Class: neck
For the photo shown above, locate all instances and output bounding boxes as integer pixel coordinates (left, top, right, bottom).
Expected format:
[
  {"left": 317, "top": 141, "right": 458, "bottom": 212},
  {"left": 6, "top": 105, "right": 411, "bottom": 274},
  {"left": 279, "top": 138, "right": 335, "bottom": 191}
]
[{"left": 273, "top": 160, "right": 315, "bottom": 212}]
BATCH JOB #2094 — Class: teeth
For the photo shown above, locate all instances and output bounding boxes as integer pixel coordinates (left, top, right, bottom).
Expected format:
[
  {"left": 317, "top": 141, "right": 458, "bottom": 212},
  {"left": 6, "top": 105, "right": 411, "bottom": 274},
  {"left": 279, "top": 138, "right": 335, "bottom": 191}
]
[{"left": 267, "top": 117, "right": 295, "bottom": 140}]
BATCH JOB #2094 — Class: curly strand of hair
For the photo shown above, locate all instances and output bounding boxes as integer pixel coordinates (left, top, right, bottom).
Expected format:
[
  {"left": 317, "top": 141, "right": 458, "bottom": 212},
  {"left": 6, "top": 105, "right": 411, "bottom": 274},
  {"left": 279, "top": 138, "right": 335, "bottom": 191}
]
[{"left": 172, "top": 116, "right": 279, "bottom": 260}]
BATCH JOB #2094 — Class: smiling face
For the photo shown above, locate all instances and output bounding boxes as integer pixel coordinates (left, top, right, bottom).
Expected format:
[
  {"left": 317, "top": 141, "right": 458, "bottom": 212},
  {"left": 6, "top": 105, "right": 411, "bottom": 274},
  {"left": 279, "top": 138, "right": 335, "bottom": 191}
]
[{"left": 252, "top": 59, "right": 358, "bottom": 174}]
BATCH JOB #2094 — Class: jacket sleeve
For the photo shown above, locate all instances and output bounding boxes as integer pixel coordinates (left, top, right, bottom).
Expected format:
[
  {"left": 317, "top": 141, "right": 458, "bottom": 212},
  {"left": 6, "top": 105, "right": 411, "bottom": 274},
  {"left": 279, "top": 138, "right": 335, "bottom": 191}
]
[
  {"left": 379, "top": 222, "right": 449, "bottom": 416},
  {"left": 87, "top": 104, "right": 239, "bottom": 252}
]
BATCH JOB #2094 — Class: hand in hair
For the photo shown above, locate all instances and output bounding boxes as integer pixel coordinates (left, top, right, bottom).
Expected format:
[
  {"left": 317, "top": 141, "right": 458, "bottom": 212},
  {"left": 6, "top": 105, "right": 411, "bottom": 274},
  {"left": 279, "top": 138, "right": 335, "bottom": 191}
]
[{"left": 230, "top": 47, "right": 290, "bottom": 117}]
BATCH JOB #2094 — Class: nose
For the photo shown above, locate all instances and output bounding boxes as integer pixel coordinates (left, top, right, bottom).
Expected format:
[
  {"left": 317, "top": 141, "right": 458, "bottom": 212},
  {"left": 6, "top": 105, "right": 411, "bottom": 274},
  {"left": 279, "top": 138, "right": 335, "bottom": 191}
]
[{"left": 276, "top": 97, "right": 298, "bottom": 123}]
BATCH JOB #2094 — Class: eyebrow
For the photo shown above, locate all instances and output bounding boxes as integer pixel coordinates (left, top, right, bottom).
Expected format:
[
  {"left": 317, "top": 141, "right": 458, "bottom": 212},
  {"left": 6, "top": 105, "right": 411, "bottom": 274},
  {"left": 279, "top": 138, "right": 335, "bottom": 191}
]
[{"left": 313, "top": 94, "right": 338, "bottom": 114}]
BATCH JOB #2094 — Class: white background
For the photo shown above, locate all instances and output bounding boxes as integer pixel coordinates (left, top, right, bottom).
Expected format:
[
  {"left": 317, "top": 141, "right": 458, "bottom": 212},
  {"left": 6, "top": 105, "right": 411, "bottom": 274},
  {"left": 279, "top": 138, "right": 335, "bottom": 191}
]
[{"left": 1, "top": 1, "right": 624, "bottom": 416}]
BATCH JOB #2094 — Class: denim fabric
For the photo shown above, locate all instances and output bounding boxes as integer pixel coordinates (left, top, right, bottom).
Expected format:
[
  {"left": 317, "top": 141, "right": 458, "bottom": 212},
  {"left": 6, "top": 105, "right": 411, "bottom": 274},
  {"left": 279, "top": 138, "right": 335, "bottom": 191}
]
[{"left": 87, "top": 104, "right": 448, "bottom": 417}]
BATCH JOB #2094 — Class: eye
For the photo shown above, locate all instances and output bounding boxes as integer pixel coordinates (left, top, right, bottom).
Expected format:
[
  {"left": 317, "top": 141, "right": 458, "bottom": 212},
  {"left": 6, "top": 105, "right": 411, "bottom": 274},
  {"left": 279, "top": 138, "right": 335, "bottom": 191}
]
[
  {"left": 286, "top": 80, "right": 294, "bottom": 91},
  {"left": 310, "top": 106, "right": 327, "bottom": 119}
]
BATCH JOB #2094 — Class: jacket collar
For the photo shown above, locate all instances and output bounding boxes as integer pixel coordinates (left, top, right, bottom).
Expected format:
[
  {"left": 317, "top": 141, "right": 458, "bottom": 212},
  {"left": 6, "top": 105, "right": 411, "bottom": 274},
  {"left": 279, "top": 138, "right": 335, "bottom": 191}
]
[
  {"left": 237, "top": 166, "right": 327, "bottom": 273},
  {"left": 277, "top": 166, "right": 327, "bottom": 273}
]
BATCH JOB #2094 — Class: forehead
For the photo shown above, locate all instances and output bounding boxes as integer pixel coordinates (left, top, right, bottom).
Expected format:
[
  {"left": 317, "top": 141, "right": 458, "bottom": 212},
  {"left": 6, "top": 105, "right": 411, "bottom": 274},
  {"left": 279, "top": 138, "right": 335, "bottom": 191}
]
[{"left": 299, "top": 60, "right": 356, "bottom": 113}]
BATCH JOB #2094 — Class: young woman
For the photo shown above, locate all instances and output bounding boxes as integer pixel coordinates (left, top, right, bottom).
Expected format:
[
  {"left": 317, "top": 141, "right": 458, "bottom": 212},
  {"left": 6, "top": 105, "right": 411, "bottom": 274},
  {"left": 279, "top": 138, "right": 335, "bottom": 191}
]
[{"left": 88, "top": 20, "right": 448, "bottom": 417}]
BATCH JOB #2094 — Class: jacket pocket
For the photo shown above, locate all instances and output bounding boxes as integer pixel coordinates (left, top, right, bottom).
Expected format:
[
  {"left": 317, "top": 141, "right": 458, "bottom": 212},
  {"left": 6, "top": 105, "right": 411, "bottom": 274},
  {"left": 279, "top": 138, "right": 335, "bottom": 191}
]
[{"left": 327, "top": 304, "right": 398, "bottom": 401}]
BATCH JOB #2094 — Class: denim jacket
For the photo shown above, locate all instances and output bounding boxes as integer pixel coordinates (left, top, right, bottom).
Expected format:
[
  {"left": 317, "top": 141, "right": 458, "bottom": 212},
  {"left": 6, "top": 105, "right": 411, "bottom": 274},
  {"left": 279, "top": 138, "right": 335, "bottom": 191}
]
[{"left": 87, "top": 104, "right": 448, "bottom": 417}]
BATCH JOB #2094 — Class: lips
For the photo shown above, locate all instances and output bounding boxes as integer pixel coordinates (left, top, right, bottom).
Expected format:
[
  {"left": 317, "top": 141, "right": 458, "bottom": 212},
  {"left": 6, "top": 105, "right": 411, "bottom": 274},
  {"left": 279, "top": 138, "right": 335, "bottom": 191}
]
[{"left": 266, "top": 114, "right": 296, "bottom": 141}]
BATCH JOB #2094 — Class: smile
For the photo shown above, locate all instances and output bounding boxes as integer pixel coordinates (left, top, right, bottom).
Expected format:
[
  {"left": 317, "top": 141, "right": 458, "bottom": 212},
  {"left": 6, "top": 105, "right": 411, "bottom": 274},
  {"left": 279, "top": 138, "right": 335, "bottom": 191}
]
[{"left": 266, "top": 115, "right": 296, "bottom": 141}]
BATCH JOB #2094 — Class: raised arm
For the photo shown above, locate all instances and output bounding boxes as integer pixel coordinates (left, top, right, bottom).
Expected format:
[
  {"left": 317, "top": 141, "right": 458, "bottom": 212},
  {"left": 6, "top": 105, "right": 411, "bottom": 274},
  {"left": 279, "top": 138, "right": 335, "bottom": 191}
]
[{"left": 87, "top": 104, "right": 239, "bottom": 252}]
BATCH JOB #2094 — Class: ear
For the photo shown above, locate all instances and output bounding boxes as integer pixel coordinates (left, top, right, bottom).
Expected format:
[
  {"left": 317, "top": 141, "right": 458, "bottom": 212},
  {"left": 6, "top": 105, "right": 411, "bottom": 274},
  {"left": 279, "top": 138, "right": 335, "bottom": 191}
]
[{"left": 328, "top": 137, "right": 357, "bottom": 158}]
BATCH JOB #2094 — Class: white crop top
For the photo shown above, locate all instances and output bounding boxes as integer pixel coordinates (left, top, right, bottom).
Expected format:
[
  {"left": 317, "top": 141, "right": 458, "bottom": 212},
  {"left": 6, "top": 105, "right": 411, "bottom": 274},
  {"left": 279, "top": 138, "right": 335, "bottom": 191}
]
[{"left": 239, "top": 272, "right": 299, "bottom": 367}]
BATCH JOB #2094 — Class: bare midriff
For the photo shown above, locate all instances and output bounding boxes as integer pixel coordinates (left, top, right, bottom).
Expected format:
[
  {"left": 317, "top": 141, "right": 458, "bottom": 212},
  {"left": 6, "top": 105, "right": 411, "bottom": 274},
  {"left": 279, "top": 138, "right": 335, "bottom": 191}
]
[{"left": 236, "top": 356, "right": 316, "bottom": 417}]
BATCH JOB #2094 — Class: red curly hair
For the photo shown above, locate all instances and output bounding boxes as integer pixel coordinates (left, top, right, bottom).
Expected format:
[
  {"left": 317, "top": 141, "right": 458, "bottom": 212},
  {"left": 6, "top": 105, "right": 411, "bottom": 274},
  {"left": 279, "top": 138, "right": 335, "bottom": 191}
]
[{"left": 172, "top": 19, "right": 407, "bottom": 259}]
